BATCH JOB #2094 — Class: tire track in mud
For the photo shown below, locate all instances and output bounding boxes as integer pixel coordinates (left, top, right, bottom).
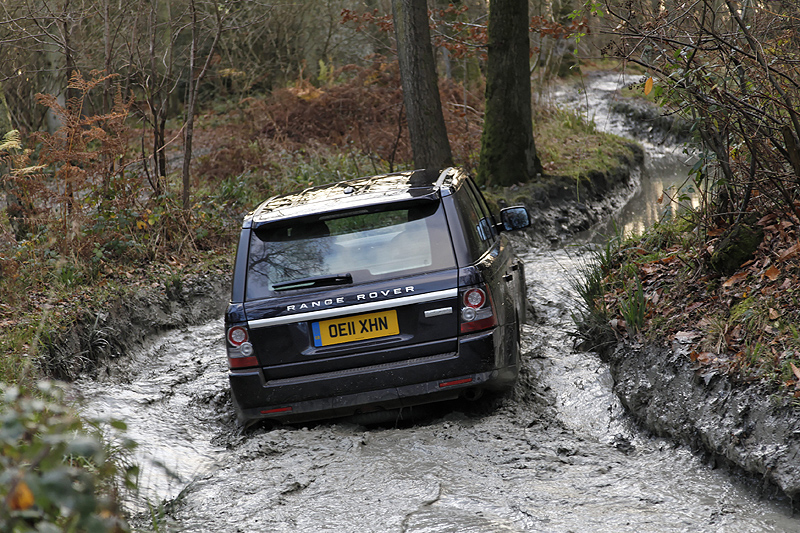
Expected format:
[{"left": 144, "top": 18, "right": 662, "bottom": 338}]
[
  {"left": 75, "top": 247, "right": 798, "bottom": 532},
  {"left": 74, "top": 72, "right": 797, "bottom": 532}
]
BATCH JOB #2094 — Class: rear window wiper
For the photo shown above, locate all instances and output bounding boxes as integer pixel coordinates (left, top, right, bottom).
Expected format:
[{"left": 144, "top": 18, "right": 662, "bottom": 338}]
[{"left": 272, "top": 273, "right": 353, "bottom": 291}]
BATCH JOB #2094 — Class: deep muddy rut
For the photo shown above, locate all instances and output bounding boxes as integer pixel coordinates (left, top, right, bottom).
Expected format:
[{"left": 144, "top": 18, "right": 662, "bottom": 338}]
[
  {"left": 74, "top": 246, "right": 798, "bottom": 532},
  {"left": 74, "top": 72, "right": 800, "bottom": 531}
]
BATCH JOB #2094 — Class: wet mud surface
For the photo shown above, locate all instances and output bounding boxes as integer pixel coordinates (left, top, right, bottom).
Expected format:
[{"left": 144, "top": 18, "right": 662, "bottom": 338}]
[
  {"left": 73, "top": 72, "right": 800, "bottom": 531},
  {"left": 605, "top": 332, "right": 800, "bottom": 504},
  {"left": 74, "top": 247, "right": 798, "bottom": 531}
]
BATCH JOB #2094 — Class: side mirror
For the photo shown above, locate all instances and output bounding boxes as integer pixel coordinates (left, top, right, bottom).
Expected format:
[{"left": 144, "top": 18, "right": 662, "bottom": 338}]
[{"left": 499, "top": 206, "right": 531, "bottom": 232}]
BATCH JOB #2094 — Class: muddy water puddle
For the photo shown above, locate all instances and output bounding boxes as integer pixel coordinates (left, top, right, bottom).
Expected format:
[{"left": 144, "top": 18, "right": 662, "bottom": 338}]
[
  {"left": 550, "top": 70, "right": 701, "bottom": 243},
  {"left": 75, "top": 71, "right": 798, "bottom": 531},
  {"left": 75, "top": 247, "right": 798, "bottom": 531}
]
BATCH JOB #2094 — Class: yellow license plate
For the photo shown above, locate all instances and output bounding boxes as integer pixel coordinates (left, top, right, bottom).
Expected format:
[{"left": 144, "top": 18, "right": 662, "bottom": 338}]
[{"left": 312, "top": 310, "right": 399, "bottom": 347}]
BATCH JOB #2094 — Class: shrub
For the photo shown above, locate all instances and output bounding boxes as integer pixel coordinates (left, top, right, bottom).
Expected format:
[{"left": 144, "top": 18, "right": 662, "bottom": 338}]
[{"left": 1, "top": 381, "right": 136, "bottom": 532}]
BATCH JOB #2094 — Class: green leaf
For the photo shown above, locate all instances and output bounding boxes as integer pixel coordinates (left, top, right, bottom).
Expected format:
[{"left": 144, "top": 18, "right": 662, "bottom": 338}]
[{"left": 67, "top": 436, "right": 103, "bottom": 459}]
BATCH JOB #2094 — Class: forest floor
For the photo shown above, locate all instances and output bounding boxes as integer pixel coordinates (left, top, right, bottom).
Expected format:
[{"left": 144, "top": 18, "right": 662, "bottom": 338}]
[{"left": 599, "top": 212, "right": 800, "bottom": 393}]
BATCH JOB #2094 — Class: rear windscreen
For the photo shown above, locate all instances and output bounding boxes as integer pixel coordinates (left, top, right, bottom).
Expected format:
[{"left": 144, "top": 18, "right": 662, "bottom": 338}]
[{"left": 245, "top": 201, "right": 456, "bottom": 300}]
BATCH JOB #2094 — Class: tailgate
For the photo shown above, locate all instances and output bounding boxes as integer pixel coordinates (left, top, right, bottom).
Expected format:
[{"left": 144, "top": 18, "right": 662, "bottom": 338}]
[{"left": 244, "top": 271, "right": 459, "bottom": 378}]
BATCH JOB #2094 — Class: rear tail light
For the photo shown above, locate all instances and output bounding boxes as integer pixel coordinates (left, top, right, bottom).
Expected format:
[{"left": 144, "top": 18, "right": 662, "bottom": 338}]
[
  {"left": 226, "top": 324, "right": 258, "bottom": 369},
  {"left": 459, "top": 285, "right": 497, "bottom": 333},
  {"left": 227, "top": 326, "right": 248, "bottom": 346},
  {"left": 464, "top": 288, "right": 486, "bottom": 309}
]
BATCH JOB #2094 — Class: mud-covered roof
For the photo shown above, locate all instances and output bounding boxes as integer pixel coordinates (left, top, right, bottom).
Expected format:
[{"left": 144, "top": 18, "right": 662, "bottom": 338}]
[{"left": 246, "top": 168, "right": 460, "bottom": 227}]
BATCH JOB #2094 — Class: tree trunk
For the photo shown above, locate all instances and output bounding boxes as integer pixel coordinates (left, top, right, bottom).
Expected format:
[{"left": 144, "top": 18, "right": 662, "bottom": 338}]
[
  {"left": 102, "top": 0, "right": 113, "bottom": 192},
  {"left": 392, "top": 0, "right": 453, "bottom": 170},
  {"left": 478, "top": 0, "right": 542, "bottom": 187},
  {"left": 148, "top": 0, "right": 167, "bottom": 195},
  {"left": 62, "top": 0, "right": 78, "bottom": 220},
  {"left": 0, "top": 82, "right": 13, "bottom": 133},
  {"left": 182, "top": 0, "right": 198, "bottom": 212},
  {"left": 182, "top": 0, "right": 223, "bottom": 211}
]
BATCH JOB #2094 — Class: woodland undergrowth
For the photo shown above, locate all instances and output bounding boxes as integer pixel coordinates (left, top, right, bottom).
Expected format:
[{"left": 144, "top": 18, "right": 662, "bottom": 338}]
[{"left": 575, "top": 203, "right": 800, "bottom": 399}]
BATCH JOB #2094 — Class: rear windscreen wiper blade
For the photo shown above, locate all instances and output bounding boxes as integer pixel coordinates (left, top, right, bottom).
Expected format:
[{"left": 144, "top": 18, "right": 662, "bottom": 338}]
[{"left": 272, "top": 273, "right": 353, "bottom": 291}]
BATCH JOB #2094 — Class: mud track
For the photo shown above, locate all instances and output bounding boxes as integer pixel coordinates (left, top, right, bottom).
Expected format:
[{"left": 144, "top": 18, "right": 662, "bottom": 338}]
[{"left": 69, "top": 71, "right": 800, "bottom": 531}]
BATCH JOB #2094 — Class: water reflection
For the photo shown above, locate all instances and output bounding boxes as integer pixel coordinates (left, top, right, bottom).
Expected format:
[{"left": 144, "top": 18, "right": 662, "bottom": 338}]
[
  {"left": 549, "top": 71, "right": 702, "bottom": 243},
  {"left": 581, "top": 150, "right": 700, "bottom": 243}
]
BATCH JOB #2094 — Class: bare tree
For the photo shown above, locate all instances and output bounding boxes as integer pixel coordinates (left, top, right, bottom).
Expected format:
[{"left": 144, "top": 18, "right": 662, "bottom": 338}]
[
  {"left": 0, "top": 1, "right": 86, "bottom": 132},
  {"left": 0, "top": 83, "right": 12, "bottom": 134},
  {"left": 123, "top": 0, "right": 184, "bottom": 197},
  {"left": 391, "top": 0, "right": 453, "bottom": 170},
  {"left": 601, "top": 0, "right": 800, "bottom": 222},
  {"left": 182, "top": 0, "right": 257, "bottom": 210}
]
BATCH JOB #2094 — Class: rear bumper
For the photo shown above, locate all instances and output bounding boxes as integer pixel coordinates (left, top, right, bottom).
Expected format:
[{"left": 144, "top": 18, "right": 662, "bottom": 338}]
[
  {"left": 234, "top": 369, "right": 507, "bottom": 424},
  {"left": 229, "top": 329, "right": 517, "bottom": 423}
]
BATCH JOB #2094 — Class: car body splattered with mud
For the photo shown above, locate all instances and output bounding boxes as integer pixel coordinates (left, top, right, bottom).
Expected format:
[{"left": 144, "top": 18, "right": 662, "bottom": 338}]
[{"left": 224, "top": 167, "right": 531, "bottom": 424}]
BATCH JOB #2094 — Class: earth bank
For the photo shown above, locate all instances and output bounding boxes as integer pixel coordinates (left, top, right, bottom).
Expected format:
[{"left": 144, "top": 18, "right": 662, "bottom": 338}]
[
  {"left": 575, "top": 76, "right": 800, "bottom": 505},
  {"left": 49, "top": 270, "right": 230, "bottom": 381},
  {"left": 493, "top": 141, "right": 643, "bottom": 246},
  {"left": 602, "top": 338, "right": 800, "bottom": 504}
]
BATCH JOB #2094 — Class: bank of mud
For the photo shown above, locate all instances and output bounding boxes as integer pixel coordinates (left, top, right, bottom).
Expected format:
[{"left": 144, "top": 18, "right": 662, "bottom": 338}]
[
  {"left": 569, "top": 73, "right": 800, "bottom": 506},
  {"left": 601, "top": 338, "right": 800, "bottom": 506},
  {"left": 497, "top": 141, "right": 644, "bottom": 246},
  {"left": 47, "top": 270, "right": 230, "bottom": 382}
]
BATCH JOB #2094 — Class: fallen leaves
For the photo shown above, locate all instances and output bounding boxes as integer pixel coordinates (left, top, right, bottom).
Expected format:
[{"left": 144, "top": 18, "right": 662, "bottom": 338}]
[
  {"left": 707, "top": 227, "right": 726, "bottom": 237},
  {"left": 723, "top": 271, "right": 749, "bottom": 287},
  {"left": 778, "top": 242, "right": 800, "bottom": 262},
  {"left": 685, "top": 301, "right": 705, "bottom": 313},
  {"left": 690, "top": 350, "right": 716, "bottom": 364},
  {"left": 791, "top": 363, "right": 800, "bottom": 381},
  {"left": 603, "top": 211, "right": 800, "bottom": 392},
  {"left": 8, "top": 479, "right": 35, "bottom": 511},
  {"left": 675, "top": 330, "right": 701, "bottom": 343},
  {"left": 764, "top": 264, "right": 780, "bottom": 281}
]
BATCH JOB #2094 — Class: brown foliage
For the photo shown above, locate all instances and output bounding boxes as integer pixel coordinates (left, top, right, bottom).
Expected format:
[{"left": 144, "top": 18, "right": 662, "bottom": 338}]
[
  {"left": 21, "top": 71, "right": 133, "bottom": 250},
  {"left": 253, "top": 61, "right": 409, "bottom": 162},
  {"left": 195, "top": 59, "right": 486, "bottom": 181}
]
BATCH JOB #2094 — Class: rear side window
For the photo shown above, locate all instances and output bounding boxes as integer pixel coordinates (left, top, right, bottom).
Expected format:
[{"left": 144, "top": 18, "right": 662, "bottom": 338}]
[
  {"left": 453, "top": 184, "right": 496, "bottom": 261},
  {"left": 464, "top": 179, "right": 498, "bottom": 240},
  {"left": 245, "top": 201, "right": 456, "bottom": 300}
]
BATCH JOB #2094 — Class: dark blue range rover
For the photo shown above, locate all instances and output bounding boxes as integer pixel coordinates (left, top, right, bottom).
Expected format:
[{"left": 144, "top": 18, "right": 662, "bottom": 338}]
[{"left": 225, "top": 167, "right": 530, "bottom": 424}]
